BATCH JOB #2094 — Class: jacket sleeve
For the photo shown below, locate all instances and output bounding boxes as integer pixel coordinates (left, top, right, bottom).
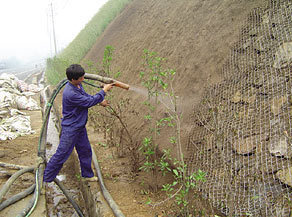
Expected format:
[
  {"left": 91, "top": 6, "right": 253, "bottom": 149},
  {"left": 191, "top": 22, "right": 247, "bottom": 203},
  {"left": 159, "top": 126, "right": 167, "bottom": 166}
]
[{"left": 67, "top": 90, "right": 106, "bottom": 108}]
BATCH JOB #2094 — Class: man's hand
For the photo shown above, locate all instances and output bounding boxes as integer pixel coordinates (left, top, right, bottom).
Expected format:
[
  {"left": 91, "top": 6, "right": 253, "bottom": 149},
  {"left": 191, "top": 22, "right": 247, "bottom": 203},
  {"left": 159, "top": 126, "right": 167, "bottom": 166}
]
[
  {"left": 100, "top": 100, "right": 109, "bottom": 107},
  {"left": 103, "top": 83, "right": 114, "bottom": 92}
]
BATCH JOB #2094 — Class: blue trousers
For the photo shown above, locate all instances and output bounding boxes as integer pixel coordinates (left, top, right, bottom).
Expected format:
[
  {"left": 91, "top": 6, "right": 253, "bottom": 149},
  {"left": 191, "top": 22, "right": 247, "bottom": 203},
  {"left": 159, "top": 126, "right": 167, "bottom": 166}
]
[{"left": 43, "top": 127, "right": 94, "bottom": 182}]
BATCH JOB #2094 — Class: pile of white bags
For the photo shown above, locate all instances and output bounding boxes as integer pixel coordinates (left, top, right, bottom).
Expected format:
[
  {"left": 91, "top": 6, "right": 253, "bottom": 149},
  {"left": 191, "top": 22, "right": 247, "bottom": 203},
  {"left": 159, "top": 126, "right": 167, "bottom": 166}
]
[
  {"left": 0, "top": 73, "right": 42, "bottom": 140},
  {"left": 16, "top": 79, "right": 42, "bottom": 93}
]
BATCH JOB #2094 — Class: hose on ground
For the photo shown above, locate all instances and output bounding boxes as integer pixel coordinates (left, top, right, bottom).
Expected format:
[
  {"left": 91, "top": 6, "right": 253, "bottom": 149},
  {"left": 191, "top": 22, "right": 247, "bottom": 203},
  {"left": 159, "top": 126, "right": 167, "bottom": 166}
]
[
  {"left": 22, "top": 168, "right": 41, "bottom": 217},
  {"left": 16, "top": 168, "right": 42, "bottom": 217},
  {"left": 0, "top": 162, "right": 26, "bottom": 170},
  {"left": 54, "top": 178, "right": 85, "bottom": 217},
  {"left": 92, "top": 150, "right": 125, "bottom": 217},
  {"left": 0, "top": 184, "right": 35, "bottom": 211},
  {"left": 0, "top": 167, "right": 35, "bottom": 202}
]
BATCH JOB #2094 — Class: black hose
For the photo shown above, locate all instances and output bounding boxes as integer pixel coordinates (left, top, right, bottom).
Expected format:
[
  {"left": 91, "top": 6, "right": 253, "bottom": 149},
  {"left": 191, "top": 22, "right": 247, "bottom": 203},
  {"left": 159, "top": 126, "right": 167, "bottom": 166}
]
[
  {"left": 0, "top": 184, "right": 35, "bottom": 211},
  {"left": 17, "top": 168, "right": 41, "bottom": 217},
  {"left": 54, "top": 178, "right": 85, "bottom": 217},
  {"left": 0, "top": 162, "right": 26, "bottom": 170},
  {"left": 92, "top": 150, "right": 125, "bottom": 217},
  {"left": 0, "top": 167, "right": 35, "bottom": 202}
]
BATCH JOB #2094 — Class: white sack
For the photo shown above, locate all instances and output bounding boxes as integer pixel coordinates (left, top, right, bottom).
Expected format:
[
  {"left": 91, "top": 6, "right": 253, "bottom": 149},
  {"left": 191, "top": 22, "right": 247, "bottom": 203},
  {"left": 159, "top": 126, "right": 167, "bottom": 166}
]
[{"left": 15, "top": 96, "right": 40, "bottom": 110}]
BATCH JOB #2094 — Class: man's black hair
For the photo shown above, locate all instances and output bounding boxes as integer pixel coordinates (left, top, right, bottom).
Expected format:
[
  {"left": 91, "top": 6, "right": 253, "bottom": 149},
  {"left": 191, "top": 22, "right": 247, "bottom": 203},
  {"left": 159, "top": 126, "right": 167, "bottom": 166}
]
[{"left": 66, "top": 64, "right": 85, "bottom": 81}]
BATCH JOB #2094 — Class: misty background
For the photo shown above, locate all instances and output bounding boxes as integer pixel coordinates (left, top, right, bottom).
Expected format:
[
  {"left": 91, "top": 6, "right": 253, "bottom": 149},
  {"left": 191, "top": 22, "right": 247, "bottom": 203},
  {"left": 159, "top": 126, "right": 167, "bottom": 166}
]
[{"left": 0, "top": 0, "right": 107, "bottom": 69}]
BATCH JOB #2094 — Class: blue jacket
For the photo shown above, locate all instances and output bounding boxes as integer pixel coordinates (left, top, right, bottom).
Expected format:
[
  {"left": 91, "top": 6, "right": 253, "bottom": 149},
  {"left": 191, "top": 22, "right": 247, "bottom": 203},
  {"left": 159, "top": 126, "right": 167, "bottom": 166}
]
[{"left": 61, "top": 82, "right": 105, "bottom": 129}]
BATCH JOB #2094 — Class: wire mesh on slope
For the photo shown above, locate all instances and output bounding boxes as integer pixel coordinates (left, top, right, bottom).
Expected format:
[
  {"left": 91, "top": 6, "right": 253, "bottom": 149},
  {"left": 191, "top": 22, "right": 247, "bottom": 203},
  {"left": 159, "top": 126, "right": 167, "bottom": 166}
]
[{"left": 187, "top": 0, "right": 292, "bottom": 216}]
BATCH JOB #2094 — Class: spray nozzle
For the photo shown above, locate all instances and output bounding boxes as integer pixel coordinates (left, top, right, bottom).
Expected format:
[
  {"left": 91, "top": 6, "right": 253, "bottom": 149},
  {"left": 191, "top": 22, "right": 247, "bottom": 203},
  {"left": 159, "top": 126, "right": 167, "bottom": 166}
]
[{"left": 113, "top": 81, "right": 130, "bottom": 90}]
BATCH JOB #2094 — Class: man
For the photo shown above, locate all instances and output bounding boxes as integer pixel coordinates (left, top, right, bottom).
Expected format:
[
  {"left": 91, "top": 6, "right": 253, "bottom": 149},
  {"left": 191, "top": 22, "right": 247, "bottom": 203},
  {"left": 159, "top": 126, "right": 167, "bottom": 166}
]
[{"left": 43, "top": 64, "right": 113, "bottom": 182}]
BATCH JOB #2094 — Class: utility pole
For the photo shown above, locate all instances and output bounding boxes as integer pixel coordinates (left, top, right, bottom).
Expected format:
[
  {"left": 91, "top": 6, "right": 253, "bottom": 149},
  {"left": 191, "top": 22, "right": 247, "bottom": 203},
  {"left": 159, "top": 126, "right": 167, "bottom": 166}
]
[{"left": 50, "top": 2, "right": 57, "bottom": 56}]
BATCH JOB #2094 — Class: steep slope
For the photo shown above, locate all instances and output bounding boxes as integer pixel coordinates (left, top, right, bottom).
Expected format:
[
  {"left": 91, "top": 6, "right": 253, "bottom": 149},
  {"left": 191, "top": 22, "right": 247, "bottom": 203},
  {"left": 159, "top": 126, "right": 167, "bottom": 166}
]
[
  {"left": 84, "top": 0, "right": 267, "bottom": 133},
  {"left": 84, "top": 0, "right": 268, "bottom": 148},
  {"left": 82, "top": 0, "right": 285, "bottom": 215}
]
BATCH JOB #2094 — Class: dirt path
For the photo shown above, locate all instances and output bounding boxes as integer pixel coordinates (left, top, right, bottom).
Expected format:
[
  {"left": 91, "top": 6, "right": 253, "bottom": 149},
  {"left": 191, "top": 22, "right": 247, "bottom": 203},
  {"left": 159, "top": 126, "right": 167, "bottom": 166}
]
[{"left": 0, "top": 107, "right": 46, "bottom": 217}]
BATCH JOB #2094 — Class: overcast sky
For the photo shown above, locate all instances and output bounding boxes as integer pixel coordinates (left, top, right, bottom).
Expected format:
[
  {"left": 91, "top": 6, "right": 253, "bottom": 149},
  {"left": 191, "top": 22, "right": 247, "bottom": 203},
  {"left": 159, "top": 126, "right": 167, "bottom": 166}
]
[{"left": 0, "top": 0, "right": 108, "bottom": 64}]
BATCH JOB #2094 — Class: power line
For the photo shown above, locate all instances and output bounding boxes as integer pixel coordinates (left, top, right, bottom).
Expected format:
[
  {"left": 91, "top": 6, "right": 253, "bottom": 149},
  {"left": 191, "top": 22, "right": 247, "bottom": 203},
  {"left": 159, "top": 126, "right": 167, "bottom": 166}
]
[
  {"left": 50, "top": 2, "right": 58, "bottom": 56},
  {"left": 46, "top": 10, "right": 53, "bottom": 57}
]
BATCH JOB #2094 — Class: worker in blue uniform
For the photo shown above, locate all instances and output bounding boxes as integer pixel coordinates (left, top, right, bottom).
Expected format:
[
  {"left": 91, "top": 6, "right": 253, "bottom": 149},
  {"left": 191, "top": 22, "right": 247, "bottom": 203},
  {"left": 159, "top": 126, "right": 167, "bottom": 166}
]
[{"left": 43, "top": 64, "right": 113, "bottom": 182}]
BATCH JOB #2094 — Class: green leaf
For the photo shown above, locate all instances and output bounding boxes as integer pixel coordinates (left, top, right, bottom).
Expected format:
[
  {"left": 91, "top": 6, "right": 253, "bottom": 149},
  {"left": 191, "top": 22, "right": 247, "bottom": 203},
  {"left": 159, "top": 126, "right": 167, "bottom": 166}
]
[
  {"left": 144, "top": 114, "right": 152, "bottom": 120},
  {"left": 146, "top": 198, "right": 152, "bottom": 205},
  {"left": 173, "top": 169, "right": 179, "bottom": 177},
  {"left": 140, "top": 71, "right": 145, "bottom": 78},
  {"left": 170, "top": 136, "right": 176, "bottom": 144},
  {"left": 114, "top": 71, "right": 121, "bottom": 78}
]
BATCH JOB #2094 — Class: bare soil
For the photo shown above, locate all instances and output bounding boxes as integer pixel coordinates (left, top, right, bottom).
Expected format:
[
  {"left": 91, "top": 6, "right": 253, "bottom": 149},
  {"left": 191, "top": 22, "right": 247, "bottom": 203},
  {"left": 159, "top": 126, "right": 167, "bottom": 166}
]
[
  {"left": 83, "top": 0, "right": 268, "bottom": 160},
  {"left": 0, "top": 109, "right": 45, "bottom": 217}
]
